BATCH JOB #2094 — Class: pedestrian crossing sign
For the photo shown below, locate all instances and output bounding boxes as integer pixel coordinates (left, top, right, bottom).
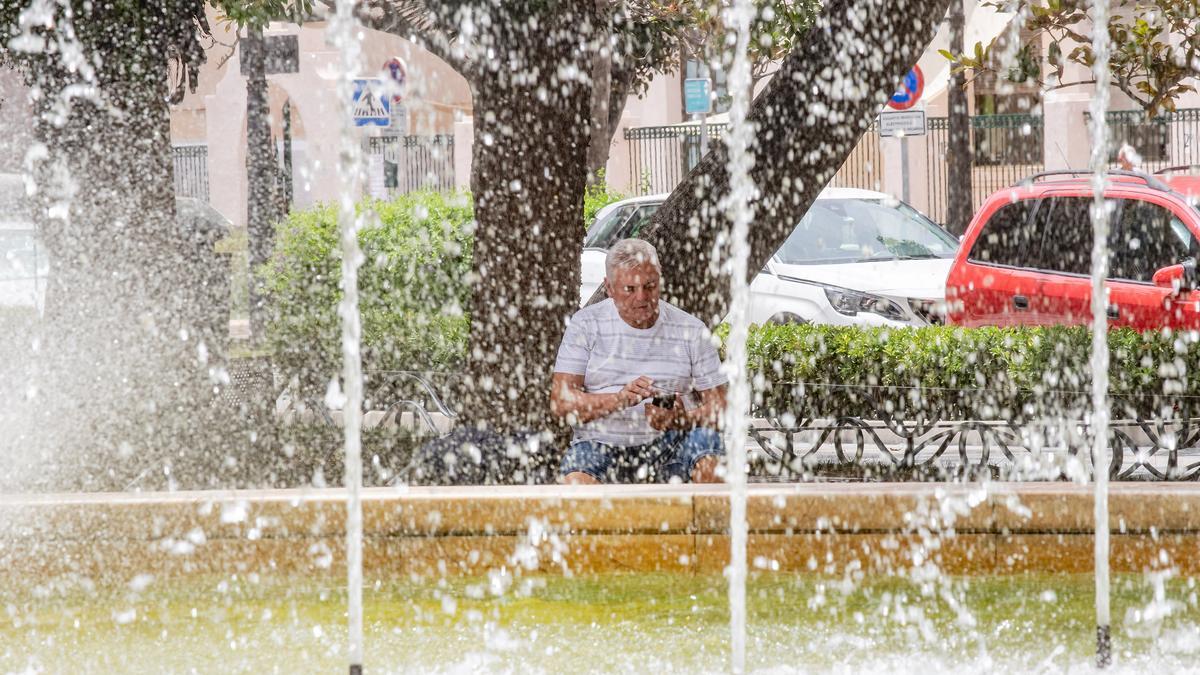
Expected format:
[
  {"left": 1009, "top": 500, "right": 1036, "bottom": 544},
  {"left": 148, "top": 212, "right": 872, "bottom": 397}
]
[{"left": 352, "top": 78, "right": 390, "bottom": 126}]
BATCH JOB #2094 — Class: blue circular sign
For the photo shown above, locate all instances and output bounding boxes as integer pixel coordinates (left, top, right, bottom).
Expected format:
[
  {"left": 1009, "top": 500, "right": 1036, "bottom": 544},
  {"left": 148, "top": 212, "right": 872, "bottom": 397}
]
[{"left": 888, "top": 66, "right": 924, "bottom": 111}]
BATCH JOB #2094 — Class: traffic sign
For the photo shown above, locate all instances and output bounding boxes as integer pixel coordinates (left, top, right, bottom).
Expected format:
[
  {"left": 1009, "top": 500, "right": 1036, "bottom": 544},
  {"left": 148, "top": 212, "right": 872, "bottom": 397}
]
[
  {"left": 684, "top": 78, "right": 711, "bottom": 115},
  {"left": 352, "top": 78, "right": 390, "bottom": 127},
  {"left": 879, "top": 110, "right": 926, "bottom": 137},
  {"left": 887, "top": 65, "right": 924, "bottom": 111},
  {"left": 383, "top": 57, "right": 407, "bottom": 103}
]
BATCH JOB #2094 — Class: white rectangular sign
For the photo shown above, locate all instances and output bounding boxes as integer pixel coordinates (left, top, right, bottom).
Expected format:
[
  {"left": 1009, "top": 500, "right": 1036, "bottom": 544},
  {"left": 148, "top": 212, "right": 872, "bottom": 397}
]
[{"left": 879, "top": 110, "right": 926, "bottom": 137}]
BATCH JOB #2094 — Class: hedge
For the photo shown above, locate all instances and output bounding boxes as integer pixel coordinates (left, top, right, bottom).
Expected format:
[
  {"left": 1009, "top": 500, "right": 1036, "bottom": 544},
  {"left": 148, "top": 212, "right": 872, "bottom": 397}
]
[
  {"left": 742, "top": 323, "right": 1198, "bottom": 421},
  {"left": 260, "top": 191, "right": 473, "bottom": 387}
]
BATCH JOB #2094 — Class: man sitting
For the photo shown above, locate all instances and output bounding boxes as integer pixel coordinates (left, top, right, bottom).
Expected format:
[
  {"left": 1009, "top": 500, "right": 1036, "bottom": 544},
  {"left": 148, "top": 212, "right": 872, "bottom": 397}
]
[{"left": 550, "top": 238, "right": 727, "bottom": 484}]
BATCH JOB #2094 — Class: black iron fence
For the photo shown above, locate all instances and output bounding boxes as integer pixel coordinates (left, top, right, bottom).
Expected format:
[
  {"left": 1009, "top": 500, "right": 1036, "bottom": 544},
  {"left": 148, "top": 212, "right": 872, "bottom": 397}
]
[
  {"left": 625, "top": 122, "right": 882, "bottom": 196},
  {"left": 1098, "top": 108, "right": 1200, "bottom": 171},
  {"left": 365, "top": 134, "right": 455, "bottom": 194},
  {"left": 625, "top": 123, "right": 726, "bottom": 195},
  {"left": 172, "top": 144, "right": 209, "bottom": 201},
  {"left": 924, "top": 114, "right": 1045, "bottom": 226}
]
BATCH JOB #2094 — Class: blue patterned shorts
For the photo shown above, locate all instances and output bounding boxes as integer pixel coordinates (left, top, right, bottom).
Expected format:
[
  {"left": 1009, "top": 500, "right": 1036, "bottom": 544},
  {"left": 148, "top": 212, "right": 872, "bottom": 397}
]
[{"left": 559, "top": 428, "right": 724, "bottom": 483}]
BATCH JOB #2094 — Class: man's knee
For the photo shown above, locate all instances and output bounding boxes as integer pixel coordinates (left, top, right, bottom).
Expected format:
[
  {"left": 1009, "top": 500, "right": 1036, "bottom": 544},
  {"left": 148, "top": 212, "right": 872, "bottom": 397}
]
[
  {"left": 563, "top": 471, "right": 600, "bottom": 484},
  {"left": 690, "top": 455, "right": 721, "bottom": 483},
  {"left": 559, "top": 440, "right": 612, "bottom": 483},
  {"left": 674, "top": 427, "right": 723, "bottom": 483}
]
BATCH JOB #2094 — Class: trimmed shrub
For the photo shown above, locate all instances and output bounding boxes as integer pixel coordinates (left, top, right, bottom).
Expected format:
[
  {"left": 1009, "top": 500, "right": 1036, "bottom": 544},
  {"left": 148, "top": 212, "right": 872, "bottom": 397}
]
[
  {"left": 261, "top": 191, "right": 473, "bottom": 389},
  {"left": 742, "top": 323, "right": 1197, "bottom": 421}
]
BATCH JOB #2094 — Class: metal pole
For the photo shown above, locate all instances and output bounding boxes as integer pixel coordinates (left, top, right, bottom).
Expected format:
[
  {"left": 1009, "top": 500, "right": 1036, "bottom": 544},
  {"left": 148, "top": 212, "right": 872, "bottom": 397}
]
[
  {"left": 700, "top": 112, "right": 708, "bottom": 158},
  {"left": 900, "top": 135, "right": 910, "bottom": 203}
]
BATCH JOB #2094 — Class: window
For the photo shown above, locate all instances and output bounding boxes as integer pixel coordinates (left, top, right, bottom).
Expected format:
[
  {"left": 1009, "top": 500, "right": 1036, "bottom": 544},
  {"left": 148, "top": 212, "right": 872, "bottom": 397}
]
[
  {"left": 584, "top": 203, "right": 662, "bottom": 250},
  {"left": 1110, "top": 200, "right": 1197, "bottom": 282},
  {"left": 621, "top": 204, "right": 659, "bottom": 240},
  {"left": 585, "top": 204, "right": 637, "bottom": 249},
  {"left": 967, "top": 200, "right": 1038, "bottom": 268},
  {"left": 1033, "top": 197, "right": 1094, "bottom": 276},
  {"left": 970, "top": 196, "right": 1198, "bottom": 282},
  {"left": 775, "top": 199, "right": 958, "bottom": 265}
]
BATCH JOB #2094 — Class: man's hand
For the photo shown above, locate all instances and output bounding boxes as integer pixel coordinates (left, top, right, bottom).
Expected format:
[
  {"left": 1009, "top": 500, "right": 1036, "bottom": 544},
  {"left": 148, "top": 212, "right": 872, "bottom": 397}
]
[
  {"left": 646, "top": 394, "right": 687, "bottom": 431},
  {"left": 617, "top": 376, "right": 655, "bottom": 408},
  {"left": 552, "top": 373, "right": 658, "bottom": 425}
]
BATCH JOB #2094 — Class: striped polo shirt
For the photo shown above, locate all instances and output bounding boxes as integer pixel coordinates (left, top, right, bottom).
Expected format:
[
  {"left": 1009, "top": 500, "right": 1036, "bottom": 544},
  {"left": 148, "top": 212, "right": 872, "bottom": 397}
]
[{"left": 553, "top": 299, "right": 727, "bottom": 446}]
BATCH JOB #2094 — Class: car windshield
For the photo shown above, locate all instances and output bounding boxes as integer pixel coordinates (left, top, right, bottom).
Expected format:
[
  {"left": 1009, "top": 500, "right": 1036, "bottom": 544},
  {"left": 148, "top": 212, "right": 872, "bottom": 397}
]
[
  {"left": 775, "top": 198, "right": 958, "bottom": 265},
  {"left": 584, "top": 202, "right": 660, "bottom": 250},
  {"left": 585, "top": 204, "right": 636, "bottom": 249}
]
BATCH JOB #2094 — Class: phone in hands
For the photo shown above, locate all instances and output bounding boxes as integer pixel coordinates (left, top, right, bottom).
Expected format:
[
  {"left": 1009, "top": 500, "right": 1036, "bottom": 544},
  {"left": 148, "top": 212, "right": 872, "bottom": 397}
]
[{"left": 649, "top": 394, "right": 675, "bottom": 409}]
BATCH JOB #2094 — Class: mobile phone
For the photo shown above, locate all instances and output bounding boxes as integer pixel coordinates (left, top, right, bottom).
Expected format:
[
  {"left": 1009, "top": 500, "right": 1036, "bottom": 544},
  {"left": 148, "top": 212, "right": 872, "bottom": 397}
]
[{"left": 650, "top": 394, "right": 675, "bottom": 409}]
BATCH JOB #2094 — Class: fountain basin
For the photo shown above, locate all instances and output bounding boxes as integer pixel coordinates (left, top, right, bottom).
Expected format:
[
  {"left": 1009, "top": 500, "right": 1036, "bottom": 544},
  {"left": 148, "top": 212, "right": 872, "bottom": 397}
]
[
  {"left": 3, "top": 483, "right": 1200, "bottom": 673},
  {"left": 3, "top": 483, "right": 1200, "bottom": 582}
]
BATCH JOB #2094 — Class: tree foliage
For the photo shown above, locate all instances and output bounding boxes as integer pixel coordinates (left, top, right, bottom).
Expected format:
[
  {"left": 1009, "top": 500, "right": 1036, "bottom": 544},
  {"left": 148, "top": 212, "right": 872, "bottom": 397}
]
[
  {"left": 676, "top": 0, "right": 822, "bottom": 90},
  {"left": 945, "top": 0, "right": 1200, "bottom": 115}
]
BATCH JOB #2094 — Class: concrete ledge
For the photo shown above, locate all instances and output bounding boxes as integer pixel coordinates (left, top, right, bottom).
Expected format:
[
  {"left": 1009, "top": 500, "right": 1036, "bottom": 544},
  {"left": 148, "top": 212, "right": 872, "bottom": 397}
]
[{"left": 2, "top": 483, "right": 1199, "bottom": 582}]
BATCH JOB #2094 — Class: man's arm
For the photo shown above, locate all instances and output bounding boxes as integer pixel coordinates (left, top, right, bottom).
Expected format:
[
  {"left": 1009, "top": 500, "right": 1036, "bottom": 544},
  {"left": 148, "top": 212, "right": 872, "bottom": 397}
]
[
  {"left": 550, "top": 372, "right": 655, "bottom": 425},
  {"left": 689, "top": 384, "right": 727, "bottom": 427}
]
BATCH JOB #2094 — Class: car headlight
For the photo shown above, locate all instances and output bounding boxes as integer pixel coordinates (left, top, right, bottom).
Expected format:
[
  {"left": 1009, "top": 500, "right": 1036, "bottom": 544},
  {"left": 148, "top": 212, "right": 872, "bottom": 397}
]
[{"left": 822, "top": 285, "right": 908, "bottom": 321}]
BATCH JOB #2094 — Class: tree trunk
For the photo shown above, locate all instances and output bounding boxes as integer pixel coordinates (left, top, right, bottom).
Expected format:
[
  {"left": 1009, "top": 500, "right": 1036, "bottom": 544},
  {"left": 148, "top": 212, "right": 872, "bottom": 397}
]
[
  {"left": 593, "top": 0, "right": 954, "bottom": 324},
  {"left": 461, "top": 5, "right": 599, "bottom": 454},
  {"left": 244, "top": 26, "right": 277, "bottom": 341},
  {"left": 945, "top": 0, "right": 974, "bottom": 235},
  {"left": 7, "top": 2, "right": 225, "bottom": 490},
  {"left": 586, "top": 0, "right": 614, "bottom": 183}
]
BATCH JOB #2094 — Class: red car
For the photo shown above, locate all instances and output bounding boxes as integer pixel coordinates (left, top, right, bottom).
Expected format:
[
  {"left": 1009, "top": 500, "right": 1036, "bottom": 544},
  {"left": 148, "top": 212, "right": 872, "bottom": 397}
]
[{"left": 946, "top": 168, "right": 1200, "bottom": 330}]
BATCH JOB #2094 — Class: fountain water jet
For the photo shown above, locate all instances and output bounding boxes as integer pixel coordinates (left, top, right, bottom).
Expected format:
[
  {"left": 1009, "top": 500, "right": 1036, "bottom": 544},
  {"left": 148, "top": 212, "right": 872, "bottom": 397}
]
[
  {"left": 720, "top": 0, "right": 758, "bottom": 672},
  {"left": 1087, "top": 0, "right": 1113, "bottom": 666},
  {"left": 329, "top": 1, "right": 367, "bottom": 672}
]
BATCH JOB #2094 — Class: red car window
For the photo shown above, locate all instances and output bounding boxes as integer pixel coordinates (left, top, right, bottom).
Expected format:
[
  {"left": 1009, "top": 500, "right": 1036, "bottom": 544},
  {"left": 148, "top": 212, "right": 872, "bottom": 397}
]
[
  {"left": 1110, "top": 200, "right": 1197, "bottom": 283},
  {"left": 1033, "top": 196, "right": 1095, "bottom": 275},
  {"left": 966, "top": 200, "right": 1037, "bottom": 267}
]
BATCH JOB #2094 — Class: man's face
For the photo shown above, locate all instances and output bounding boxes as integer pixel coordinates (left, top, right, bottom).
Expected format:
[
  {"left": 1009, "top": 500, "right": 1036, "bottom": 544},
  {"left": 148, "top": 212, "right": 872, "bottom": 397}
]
[{"left": 606, "top": 262, "right": 661, "bottom": 328}]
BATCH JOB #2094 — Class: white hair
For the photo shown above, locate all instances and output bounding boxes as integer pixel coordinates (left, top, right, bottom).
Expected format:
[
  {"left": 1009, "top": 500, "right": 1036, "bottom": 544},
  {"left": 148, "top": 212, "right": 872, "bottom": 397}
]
[{"left": 606, "top": 238, "right": 661, "bottom": 278}]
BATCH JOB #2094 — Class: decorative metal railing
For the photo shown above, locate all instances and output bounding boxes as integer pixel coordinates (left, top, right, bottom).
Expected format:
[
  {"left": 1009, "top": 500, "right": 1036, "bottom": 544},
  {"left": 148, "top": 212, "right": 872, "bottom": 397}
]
[
  {"left": 172, "top": 144, "right": 209, "bottom": 202},
  {"left": 923, "top": 114, "right": 1045, "bottom": 225},
  {"left": 363, "top": 134, "right": 455, "bottom": 194},
  {"left": 623, "top": 121, "right": 882, "bottom": 197},
  {"left": 1093, "top": 108, "right": 1200, "bottom": 172},
  {"left": 747, "top": 379, "right": 1200, "bottom": 480},
  {"left": 230, "top": 363, "right": 1200, "bottom": 482}
]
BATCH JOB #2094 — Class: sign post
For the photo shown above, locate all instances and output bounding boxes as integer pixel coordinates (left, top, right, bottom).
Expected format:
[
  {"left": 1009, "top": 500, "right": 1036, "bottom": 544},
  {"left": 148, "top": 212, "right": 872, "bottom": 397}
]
[
  {"left": 382, "top": 57, "right": 408, "bottom": 136},
  {"left": 883, "top": 65, "right": 925, "bottom": 203},
  {"left": 684, "top": 78, "right": 712, "bottom": 157}
]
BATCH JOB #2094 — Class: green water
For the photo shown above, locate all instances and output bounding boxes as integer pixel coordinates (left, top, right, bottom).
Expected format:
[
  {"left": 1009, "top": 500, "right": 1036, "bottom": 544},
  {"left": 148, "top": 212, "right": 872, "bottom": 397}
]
[{"left": 2, "top": 572, "right": 1198, "bottom": 673}]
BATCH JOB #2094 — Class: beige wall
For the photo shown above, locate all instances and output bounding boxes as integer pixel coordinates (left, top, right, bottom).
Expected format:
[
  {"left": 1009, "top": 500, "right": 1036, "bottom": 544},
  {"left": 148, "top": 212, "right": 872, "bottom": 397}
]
[{"left": 184, "top": 10, "right": 472, "bottom": 226}]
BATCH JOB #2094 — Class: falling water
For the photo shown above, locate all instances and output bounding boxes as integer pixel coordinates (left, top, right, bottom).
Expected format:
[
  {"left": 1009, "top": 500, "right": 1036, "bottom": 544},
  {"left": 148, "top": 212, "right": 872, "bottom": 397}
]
[
  {"left": 721, "top": 1, "right": 757, "bottom": 672},
  {"left": 329, "top": 1, "right": 366, "bottom": 672},
  {"left": 1087, "top": 0, "right": 1113, "bottom": 667}
]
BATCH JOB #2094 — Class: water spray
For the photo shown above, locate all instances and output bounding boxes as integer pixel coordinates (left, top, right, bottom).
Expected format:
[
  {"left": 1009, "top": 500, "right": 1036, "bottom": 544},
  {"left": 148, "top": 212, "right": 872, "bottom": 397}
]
[
  {"left": 721, "top": 0, "right": 757, "bottom": 672},
  {"left": 330, "top": 0, "right": 366, "bottom": 672},
  {"left": 1088, "top": 0, "right": 1113, "bottom": 667}
]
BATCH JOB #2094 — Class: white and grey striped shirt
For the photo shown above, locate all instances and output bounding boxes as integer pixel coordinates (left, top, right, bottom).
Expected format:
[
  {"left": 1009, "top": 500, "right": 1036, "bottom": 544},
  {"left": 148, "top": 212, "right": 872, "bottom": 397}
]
[{"left": 554, "top": 299, "right": 727, "bottom": 446}]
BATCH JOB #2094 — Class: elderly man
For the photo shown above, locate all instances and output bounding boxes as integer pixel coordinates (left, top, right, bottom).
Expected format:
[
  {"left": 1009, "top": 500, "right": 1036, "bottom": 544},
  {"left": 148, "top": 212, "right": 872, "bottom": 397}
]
[{"left": 550, "top": 238, "right": 727, "bottom": 484}]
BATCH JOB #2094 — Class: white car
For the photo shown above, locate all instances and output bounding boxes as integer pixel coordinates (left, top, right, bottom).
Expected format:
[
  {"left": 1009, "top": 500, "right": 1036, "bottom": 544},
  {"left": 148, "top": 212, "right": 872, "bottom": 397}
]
[{"left": 581, "top": 187, "right": 959, "bottom": 327}]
